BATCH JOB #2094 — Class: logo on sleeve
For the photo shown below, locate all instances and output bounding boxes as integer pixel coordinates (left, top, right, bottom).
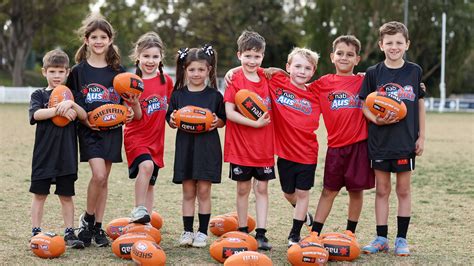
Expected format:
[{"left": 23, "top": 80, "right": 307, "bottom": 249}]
[
  {"left": 140, "top": 95, "right": 168, "bottom": 115},
  {"left": 328, "top": 91, "right": 362, "bottom": 110},
  {"left": 275, "top": 88, "right": 312, "bottom": 114}
]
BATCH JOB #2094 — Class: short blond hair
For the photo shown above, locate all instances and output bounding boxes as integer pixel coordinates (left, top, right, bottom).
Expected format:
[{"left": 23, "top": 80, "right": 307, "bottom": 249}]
[{"left": 287, "top": 47, "right": 319, "bottom": 69}]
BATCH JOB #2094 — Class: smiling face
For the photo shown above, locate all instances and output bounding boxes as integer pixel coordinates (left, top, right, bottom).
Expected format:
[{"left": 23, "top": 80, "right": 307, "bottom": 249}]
[
  {"left": 85, "top": 29, "right": 112, "bottom": 56},
  {"left": 185, "top": 60, "right": 210, "bottom": 89},
  {"left": 42, "top": 67, "right": 69, "bottom": 89},
  {"left": 330, "top": 42, "right": 361, "bottom": 76},
  {"left": 237, "top": 49, "right": 264, "bottom": 75},
  {"left": 286, "top": 54, "right": 315, "bottom": 88},
  {"left": 138, "top": 47, "right": 162, "bottom": 78},
  {"left": 379, "top": 32, "right": 410, "bottom": 65}
]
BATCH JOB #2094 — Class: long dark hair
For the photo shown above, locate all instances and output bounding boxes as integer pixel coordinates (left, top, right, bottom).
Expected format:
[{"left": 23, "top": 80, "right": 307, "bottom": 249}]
[
  {"left": 74, "top": 13, "right": 121, "bottom": 71},
  {"left": 130, "top": 31, "right": 166, "bottom": 84},
  {"left": 174, "top": 44, "right": 217, "bottom": 91}
]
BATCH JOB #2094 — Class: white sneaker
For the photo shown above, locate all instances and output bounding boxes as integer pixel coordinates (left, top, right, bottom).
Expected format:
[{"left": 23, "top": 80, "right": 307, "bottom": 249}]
[
  {"left": 131, "top": 205, "right": 150, "bottom": 224},
  {"left": 192, "top": 232, "right": 208, "bottom": 248},
  {"left": 179, "top": 231, "right": 194, "bottom": 246}
]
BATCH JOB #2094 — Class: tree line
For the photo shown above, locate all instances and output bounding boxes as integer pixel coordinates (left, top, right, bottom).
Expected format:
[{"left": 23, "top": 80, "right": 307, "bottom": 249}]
[{"left": 1, "top": 0, "right": 472, "bottom": 96}]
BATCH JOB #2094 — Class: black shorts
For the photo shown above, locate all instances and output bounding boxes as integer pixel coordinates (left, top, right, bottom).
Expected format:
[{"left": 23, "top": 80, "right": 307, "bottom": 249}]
[
  {"left": 371, "top": 157, "right": 415, "bottom": 173},
  {"left": 78, "top": 125, "right": 123, "bottom": 162},
  {"left": 277, "top": 157, "right": 316, "bottom": 194},
  {"left": 229, "top": 163, "right": 276, "bottom": 182},
  {"left": 129, "top": 154, "right": 159, "bottom": 186},
  {"left": 29, "top": 174, "right": 77, "bottom": 196}
]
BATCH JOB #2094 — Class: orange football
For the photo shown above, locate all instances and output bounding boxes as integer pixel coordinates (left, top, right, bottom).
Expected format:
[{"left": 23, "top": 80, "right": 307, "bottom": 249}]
[
  {"left": 225, "top": 212, "right": 257, "bottom": 233},
  {"left": 321, "top": 231, "right": 360, "bottom": 261},
  {"left": 88, "top": 104, "right": 128, "bottom": 130},
  {"left": 365, "top": 89, "right": 407, "bottom": 120},
  {"left": 123, "top": 223, "right": 161, "bottom": 244},
  {"left": 113, "top": 72, "right": 144, "bottom": 98},
  {"left": 235, "top": 89, "right": 268, "bottom": 121},
  {"left": 106, "top": 217, "right": 131, "bottom": 240},
  {"left": 174, "top": 105, "right": 213, "bottom": 133},
  {"left": 131, "top": 240, "right": 166, "bottom": 266},
  {"left": 209, "top": 215, "right": 238, "bottom": 236},
  {"left": 209, "top": 236, "right": 252, "bottom": 263},
  {"left": 221, "top": 231, "right": 258, "bottom": 251},
  {"left": 48, "top": 85, "right": 74, "bottom": 127},
  {"left": 112, "top": 233, "right": 155, "bottom": 260},
  {"left": 30, "top": 232, "right": 66, "bottom": 259},
  {"left": 224, "top": 251, "right": 272, "bottom": 266},
  {"left": 150, "top": 211, "right": 163, "bottom": 230}
]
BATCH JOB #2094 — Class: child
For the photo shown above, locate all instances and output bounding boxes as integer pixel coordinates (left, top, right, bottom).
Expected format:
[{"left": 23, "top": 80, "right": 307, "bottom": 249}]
[
  {"left": 224, "top": 30, "right": 274, "bottom": 250},
  {"left": 308, "top": 35, "right": 375, "bottom": 238},
  {"left": 66, "top": 14, "right": 139, "bottom": 247},
  {"left": 29, "top": 49, "right": 87, "bottom": 248},
  {"left": 359, "top": 21, "right": 425, "bottom": 256},
  {"left": 124, "top": 32, "right": 174, "bottom": 223},
  {"left": 166, "top": 45, "right": 225, "bottom": 248},
  {"left": 266, "top": 48, "right": 321, "bottom": 246}
]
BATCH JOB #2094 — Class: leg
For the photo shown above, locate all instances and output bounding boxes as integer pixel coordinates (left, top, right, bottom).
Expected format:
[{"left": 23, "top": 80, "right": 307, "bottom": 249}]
[
  {"left": 179, "top": 180, "right": 197, "bottom": 246},
  {"left": 135, "top": 160, "right": 154, "bottom": 207},
  {"left": 314, "top": 188, "right": 339, "bottom": 224},
  {"left": 374, "top": 170, "right": 391, "bottom": 228},
  {"left": 283, "top": 192, "right": 297, "bottom": 206},
  {"left": 31, "top": 194, "right": 47, "bottom": 229},
  {"left": 253, "top": 179, "right": 269, "bottom": 229},
  {"left": 347, "top": 190, "right": 363, "bottom": 233},
  {"left": 85, "top": 158, "right": 109, "bottom": 221},
  {"left": 394, "top": 171, "right": 412, "bottom": 256},
  {"left": 236, "top": 180, "right": 252, "bottom": 228},
  {"left": 294, "top": 189, "right": 310, "bottom": 221},
  {"left": 58, "top": 195, "right": 74, "bottom": 229},
  {"left": 145, "top": 185, "right": 154, "bottom": 214},
  {"left": 193, "top": 181, "right": 212, "bottom": 247},
  {"left": 92, "top": 160, "right": 112, "bottom": 224}
]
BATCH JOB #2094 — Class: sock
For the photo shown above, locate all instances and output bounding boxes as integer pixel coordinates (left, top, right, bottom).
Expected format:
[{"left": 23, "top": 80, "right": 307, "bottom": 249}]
[
  {"left": 94, "top": 222, "right": 102, "bottom": 230},
  {"left": 198, "top": 213, "right": 211, "bottom": 235},
  {"left": 238, "top": 226, "right": 249, "bottom": 233},
  {"left": 311, "top": 221, "right": 324, "bottom": 235},
  {"left": 376, "top": 225, "right": 388, "bottom": 238},
  {"left": 346, "top": 220, "right": 358, "bottom": 233},
  {"left": 290, "top": 219, "right": 305, "bottom": 237},
  {"left": 183, "top": 216, "right": 194, "bottom": 232},
  {"left": 64, "top": 227, "right": 74, "bottom": 235},
  {"left": 396, "top": 216, "right": 411, "bottom": 238},
  {"left": 255, "top": 228, "right": 267, "bottom": 238},
  {"left": 84, "top": 212, "right": 95, "bottom": 224},
  {"left": 32, "top": 227, "right": 41, "bottom": 236}
]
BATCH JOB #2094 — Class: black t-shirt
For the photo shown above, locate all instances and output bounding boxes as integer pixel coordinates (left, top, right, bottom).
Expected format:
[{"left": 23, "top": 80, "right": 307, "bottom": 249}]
[
  {"left": 166, "top": 86, "right": 226, "bottom": 183},
  {"left": 66, "top": 61, "right": 125, "bottom": 162},
  {"left": 29, "top": 88, "right": 78, "bottom": 180},
  {"left": 359, "top": 61, "right": 425, "bottom": 160}
]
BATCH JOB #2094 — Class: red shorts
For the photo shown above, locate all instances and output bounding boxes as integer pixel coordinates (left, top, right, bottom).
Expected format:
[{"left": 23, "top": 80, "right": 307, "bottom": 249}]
[{"left": 323, "top": 140, "right": 375, "bottom": 191}]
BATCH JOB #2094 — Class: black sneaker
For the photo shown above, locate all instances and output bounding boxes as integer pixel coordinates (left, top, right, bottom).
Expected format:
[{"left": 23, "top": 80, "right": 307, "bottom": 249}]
[
  {"left": 288, "top": 233, "right": 301, "bottom": 248},
  {"left": 64, "top": 232, "right": 85, "bottom": 249},
  {"left": 93, "top": 228, "right": 110, "bottom": 247},
  {"left": 78, "top": 213, "right": 93, "bottom": 247},
  {"left": 256, "top": 235, "right": 272, "bottom": 251}
]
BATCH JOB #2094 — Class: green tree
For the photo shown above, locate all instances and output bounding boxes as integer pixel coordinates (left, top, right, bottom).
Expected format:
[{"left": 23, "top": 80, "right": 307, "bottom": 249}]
[{"left": 0, "top": 0, "right": 90, "bottom": 86}]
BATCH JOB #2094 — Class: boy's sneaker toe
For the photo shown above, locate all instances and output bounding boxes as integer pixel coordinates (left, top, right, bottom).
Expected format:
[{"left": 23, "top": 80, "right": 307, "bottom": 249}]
[
  {"left": 394, "top": 237, "right": 410, "bottom": 256},
  {"left": 362, "top": 236, "right": 389, "bottom": 254}
]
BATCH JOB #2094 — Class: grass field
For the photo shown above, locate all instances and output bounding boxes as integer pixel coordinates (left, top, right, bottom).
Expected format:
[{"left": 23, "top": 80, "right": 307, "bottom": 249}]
[{"left": 0, "top": 103, "right": 473, "bottom": 265}]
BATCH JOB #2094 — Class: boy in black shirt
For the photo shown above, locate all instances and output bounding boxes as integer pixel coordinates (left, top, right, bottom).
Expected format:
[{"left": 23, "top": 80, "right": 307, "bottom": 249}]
[
  {"left": 359, "top": 21, "right": 425, "bottom": 256},
  {"left": 29, "top": 49, "right": 87, "bottom": 248}
]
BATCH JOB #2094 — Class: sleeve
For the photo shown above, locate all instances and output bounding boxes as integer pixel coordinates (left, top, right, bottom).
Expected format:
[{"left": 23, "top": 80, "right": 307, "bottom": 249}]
[
  {"left": 215, "top": 92, "right": 226, "bottom": 123},
  {"left": 223, "top": 80, "right": 237, "bottom": 104},
  {"left": 166, "top": 90, "right": 178, "bottom": 123},
  {"left": 308, "top": 79, "right": 321, "bottom": 100},
  {"left": 66, "top": 65, "right": 86, "bottom": 109},
  {"left": 417, "top": 67, "right": 425, "bottom": 99},
  {"left": 358, "top": 70, "right": 375, "bottom": 100},
  {"left": 268, "top": 72, "right": 288, "bottom": 93},
  {"left": 28, "top": 90, "right": 45, "bottom": 125}
]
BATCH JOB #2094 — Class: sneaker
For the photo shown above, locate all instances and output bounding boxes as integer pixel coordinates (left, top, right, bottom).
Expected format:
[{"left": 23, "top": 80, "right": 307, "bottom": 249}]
[
  {"left": 64, "top": 232, "right": 85, "bottom": 249},
  {"left": 256, "top": 235, "right": 272, "bottom": 251},
  {"left": 179, "top": 231, "right": 194, "bottom": 246},
  {"left": 192, "top": 232, "right": 208, "bottom": 248},
  {"left": 93, "top": 228, "right": 110, "bottom": 247},
  {"left": 78, "top": 213, "right": 93, "bottom": 247},
  {"left": 131, "top": 205, "right": 151, "bottom": 224},
  {"left": 287, "top": 233, "right": 301, "bottom": 247},
  {"left": 362, "top": 236, "right": 389, "bottom": 254},
  {"left": 394, "top": 237, "right": 410, "bottom": 256}
]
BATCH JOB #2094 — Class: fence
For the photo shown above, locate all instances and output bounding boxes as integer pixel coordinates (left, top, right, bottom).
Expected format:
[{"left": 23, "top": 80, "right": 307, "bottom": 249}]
[{"left": 1, "top": 86, "right": 473, "bottom": 113}]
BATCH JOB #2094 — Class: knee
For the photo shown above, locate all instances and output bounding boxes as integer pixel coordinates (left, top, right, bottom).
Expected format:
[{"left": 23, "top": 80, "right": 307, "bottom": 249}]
[
  {"left": 59, "top": 196, "right": 73, "bottom": 204},
  {"left": 139, "top": 161, "right": 154, "bottom": 177},
  {"left": 284, "top": 193, "right": 295, "bottom": 202},
  {"left": 396, "top": 186, "right": 411, "bottom": 199},
  {"left": 237, "top": 184, "right": 251, "bottom": 197},
  {"left": 376, "top": 185, "right": 391, "bottom": 198},
  {"left": 91, "top": 172, "right": 108, "bottom": 187},
  {"left": 321, "top": 188, "right": 338, "bottom": 199},
  {"left": 254, "top": 183, "right": 268, "bottom": 196},
  {"left": 295, "top": 190, "right": 310, "bottom": 201},
  {"left": 182, "top": 190, "right": 196, "bottom": 202}
]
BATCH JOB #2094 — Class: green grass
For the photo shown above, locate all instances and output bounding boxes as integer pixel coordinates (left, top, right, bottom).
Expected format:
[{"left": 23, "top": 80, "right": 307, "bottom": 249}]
[{"left": 0, "top": 104, "right": 473, "bottom": 264}]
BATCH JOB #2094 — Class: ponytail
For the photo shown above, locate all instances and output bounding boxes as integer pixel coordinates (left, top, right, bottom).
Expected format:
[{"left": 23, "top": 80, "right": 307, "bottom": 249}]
[
  {"left": 158, "top": 61, "right": 165, "bottom": 84},
  {"left": 202, "top": 44, "right": 217, "bottom": 89},
  {"left": 106, "top": 44, "right": 121, "bottom": 71},
  {"left": 135, "top": 60, "right": 142, "bottom": 77},
  {"left": 174, "top": 47, "right": 189, "bottom": 91},
  {"left": 74, "top": 43, "right": 88, "bottom": 64}
]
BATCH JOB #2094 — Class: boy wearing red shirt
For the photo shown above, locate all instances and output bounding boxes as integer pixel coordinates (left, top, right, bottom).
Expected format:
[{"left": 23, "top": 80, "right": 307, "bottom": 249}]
[
  {"left": 224, "top": 30, "right": 274, "bottom": 250},
  {"left": 267, "top": 48, "right": 321, "bottom": 246},
  {"left": 309, "top": 35, "right": 375, "bottom": 239}
]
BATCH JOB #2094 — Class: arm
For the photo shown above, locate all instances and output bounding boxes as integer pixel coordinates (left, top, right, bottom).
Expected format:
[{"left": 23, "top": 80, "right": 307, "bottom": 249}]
[
  {"left": 415, "top": 99, "right": 425, "bottom": 156},
  {"left": 55, "top": 100, "right": 87, "bottom": 121},
  {"left": 263, "top": 67, "right": 287, "bottom": 79},
  {"left": 225, "top": 102, "right": 270, "bottom": 128},
  {"left": 33, "top": 107, "right": 58, "bottom": 121},
  {"left": 224, "top": 66, "right": 242, "bottom": 85},
  {"left": 124, "top": 93, "right": 142, "bottom": 120},
  {"left": 361, "top": 100, "right": 398, "bottom": 125},
  {"left": 209, "top": 114, "right": 225, "bottom": 131}
]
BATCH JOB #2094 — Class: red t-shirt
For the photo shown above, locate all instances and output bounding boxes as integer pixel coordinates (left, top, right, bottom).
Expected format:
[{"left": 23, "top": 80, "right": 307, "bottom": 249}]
[
  {"left": 269, "top": 72, "right": 320, "bottom": 164},
  {"left": 124, "top": 74, "right": 174, "bottom": 168},
  {"left": 309, "top": 74, "right": 368, "bottom": 148},
  {"left": 223, "top": 69, "right": 274, "bottom": 167}
]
